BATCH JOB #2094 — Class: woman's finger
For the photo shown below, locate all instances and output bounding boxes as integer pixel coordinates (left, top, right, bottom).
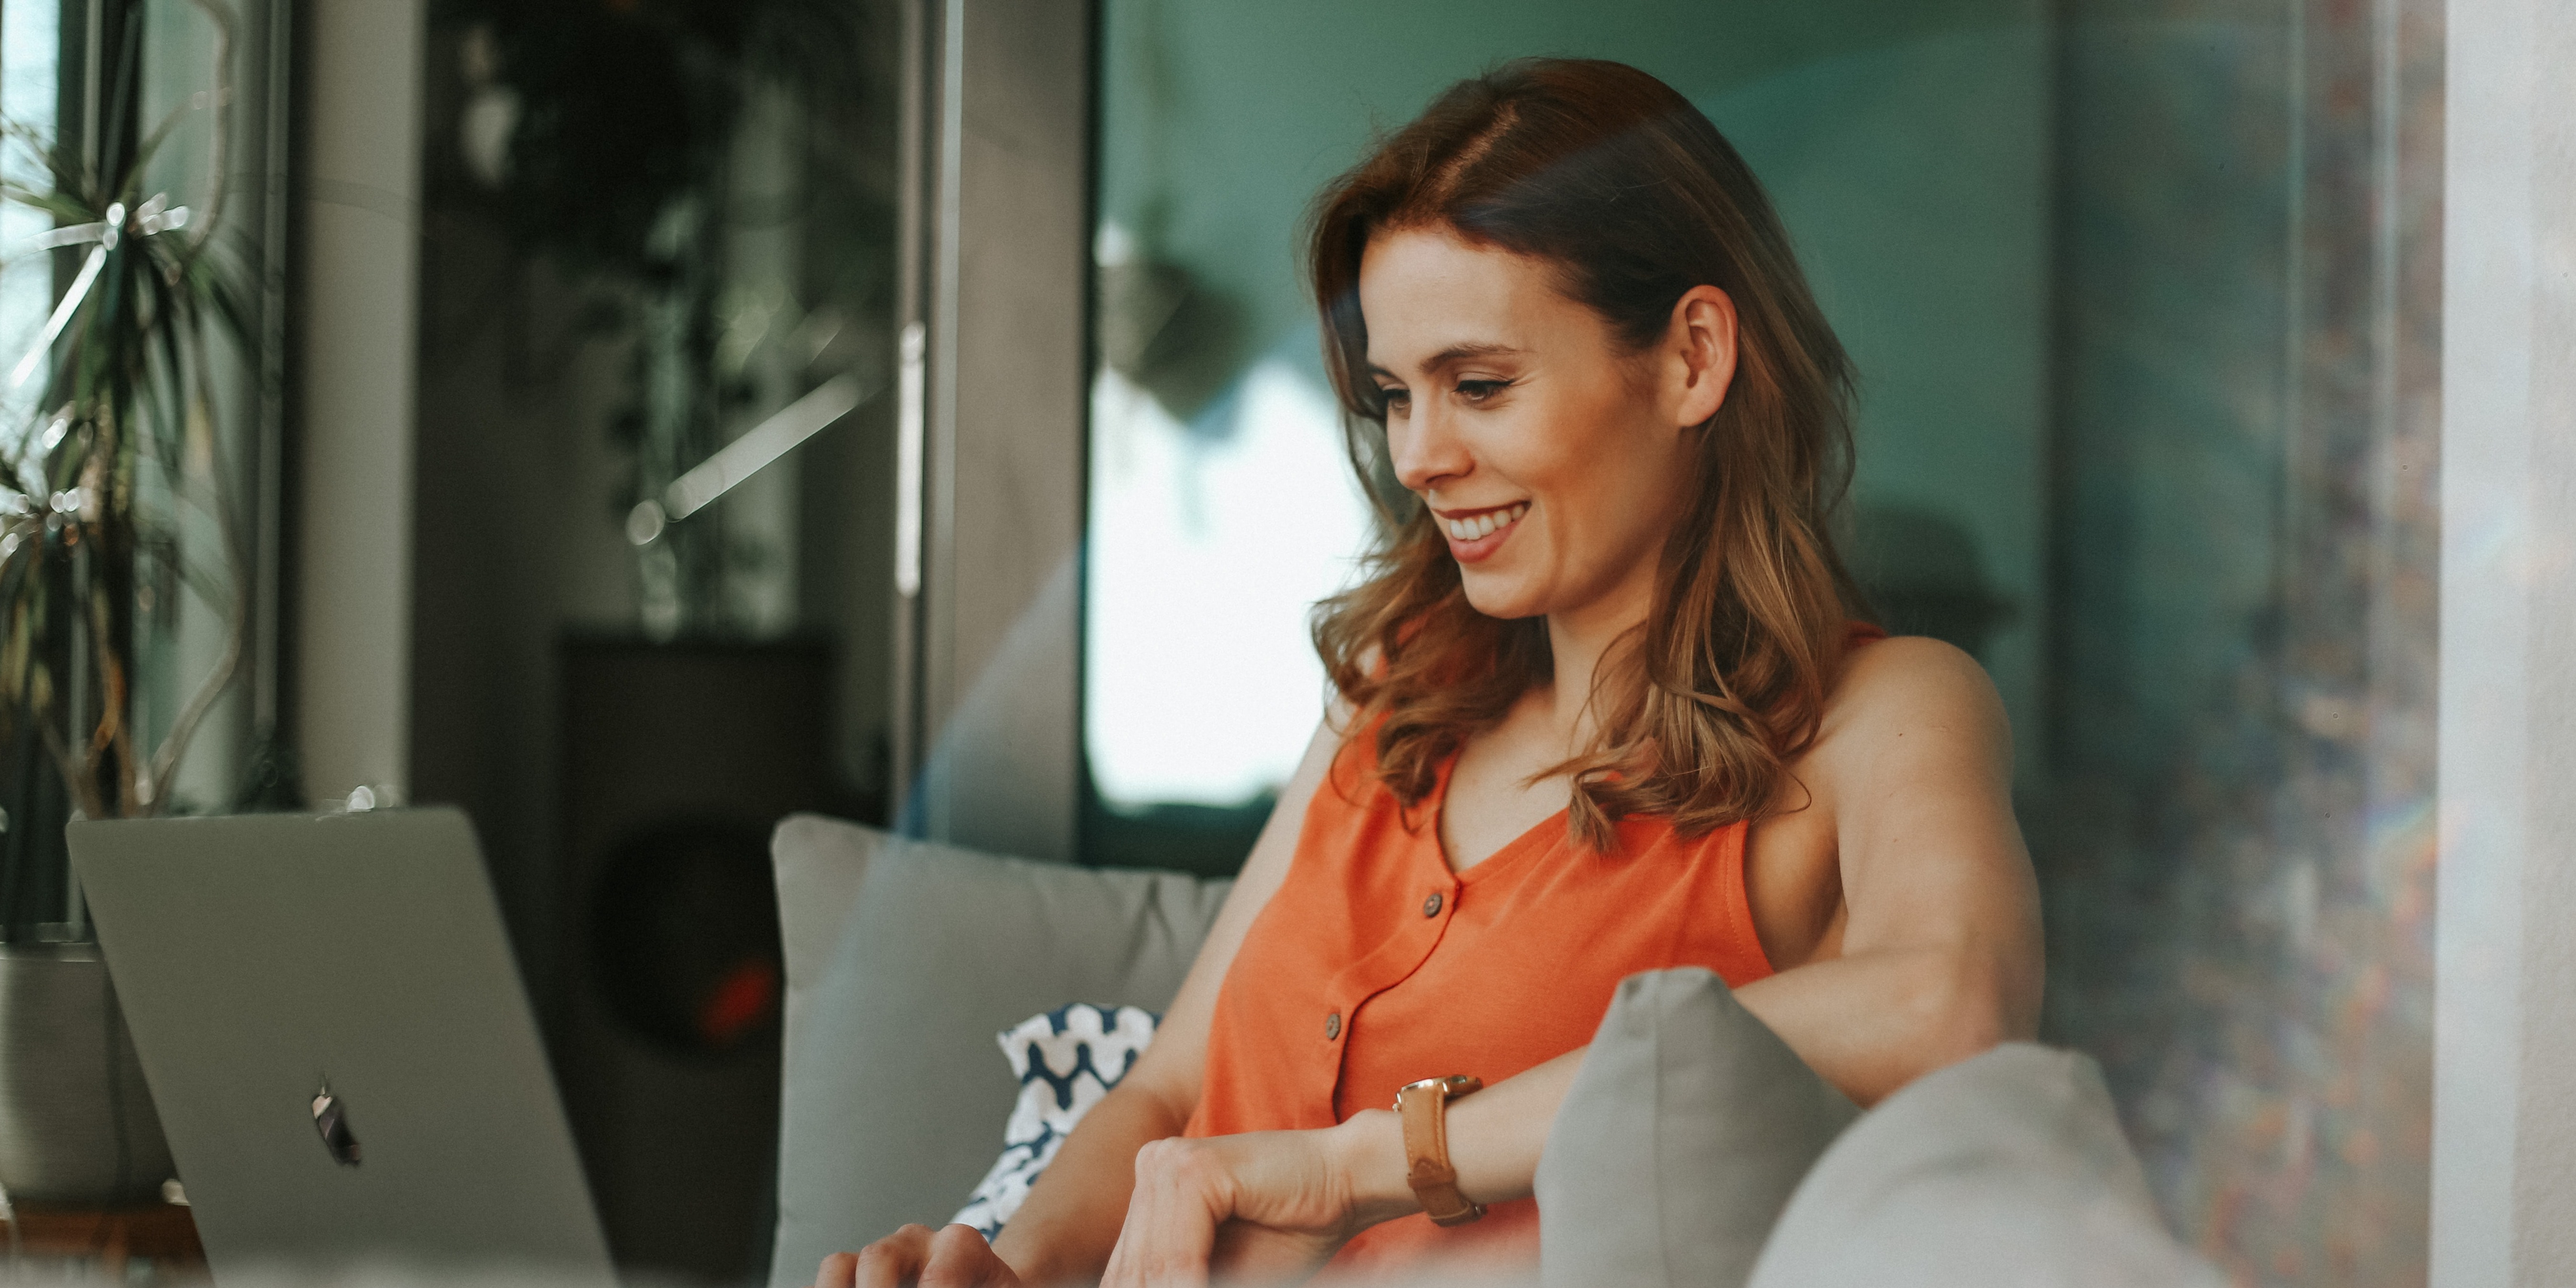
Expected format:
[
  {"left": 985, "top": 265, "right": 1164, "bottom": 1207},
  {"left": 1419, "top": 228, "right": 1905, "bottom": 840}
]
[
  {"left": 920, "top": 1224, "right": 1021, "bottom": 1288},
  {"left": 851, "top": 1224, "right": 937, "bottom": 1288},
  {"left": 1103, "top": 1139, "right": 1226, "bottom": 1288},
  {"left": 817, "top": 1251, "right": 861, "bottom": 1288}
]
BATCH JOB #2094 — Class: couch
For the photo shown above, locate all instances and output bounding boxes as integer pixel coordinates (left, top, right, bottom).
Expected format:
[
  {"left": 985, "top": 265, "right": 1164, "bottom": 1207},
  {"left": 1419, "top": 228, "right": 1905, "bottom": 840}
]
[{"left": 765, "top": 815, "right": 2221, "bottom": 1288}]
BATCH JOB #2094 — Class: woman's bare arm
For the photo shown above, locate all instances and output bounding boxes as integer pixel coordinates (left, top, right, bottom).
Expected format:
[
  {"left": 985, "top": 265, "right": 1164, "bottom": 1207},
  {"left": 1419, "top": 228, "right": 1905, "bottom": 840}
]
[
  {"left": 1740, "top": 636, "right": 2042, "bottom": 1102},
  {"left": 820, "top": 717, "right": 1345, "bottom": 1288},
  {"left": 983, "top": 717, "right": 1347, "bottom": 1284}
]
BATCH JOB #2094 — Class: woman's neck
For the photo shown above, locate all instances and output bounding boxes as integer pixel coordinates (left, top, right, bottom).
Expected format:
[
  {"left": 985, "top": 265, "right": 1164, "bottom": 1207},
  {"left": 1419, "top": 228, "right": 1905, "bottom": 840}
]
[{"left": 1537, "top": 571, "right": 1658, "bottom": 755}]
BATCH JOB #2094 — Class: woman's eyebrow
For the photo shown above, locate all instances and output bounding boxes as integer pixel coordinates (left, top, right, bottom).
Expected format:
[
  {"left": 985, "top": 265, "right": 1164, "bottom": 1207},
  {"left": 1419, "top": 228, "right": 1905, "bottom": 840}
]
[
  {"left": 1425, "top": 342, "right": 1526, "bottom": 371},
  {"left": 1368, "top": 343, "right": 1527, "bottom": 380}
]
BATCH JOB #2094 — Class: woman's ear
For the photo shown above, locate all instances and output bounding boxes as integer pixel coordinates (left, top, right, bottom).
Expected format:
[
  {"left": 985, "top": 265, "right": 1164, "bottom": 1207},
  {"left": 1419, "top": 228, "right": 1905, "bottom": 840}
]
[{"left": 1664, "top": 285, "right": 1739, "bottom": 429}]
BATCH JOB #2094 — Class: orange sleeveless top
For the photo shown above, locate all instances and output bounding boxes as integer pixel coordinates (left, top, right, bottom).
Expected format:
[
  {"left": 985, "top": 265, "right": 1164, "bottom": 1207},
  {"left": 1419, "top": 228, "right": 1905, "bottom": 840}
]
[{"left": 1183, "top": 731, "right": 1778, "bottom": 1275}]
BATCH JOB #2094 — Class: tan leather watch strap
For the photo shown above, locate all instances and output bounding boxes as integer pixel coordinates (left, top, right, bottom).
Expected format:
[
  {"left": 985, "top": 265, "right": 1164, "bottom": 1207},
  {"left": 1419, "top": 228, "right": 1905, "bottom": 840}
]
[{"left": 1395, "top": 1075, "right": 1486, "bottom": 1226}]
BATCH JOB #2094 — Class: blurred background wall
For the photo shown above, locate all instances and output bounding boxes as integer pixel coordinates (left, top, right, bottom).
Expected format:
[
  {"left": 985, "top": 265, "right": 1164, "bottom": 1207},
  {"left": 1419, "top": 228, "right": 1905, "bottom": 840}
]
[
  {"left": 2039, "top": 3, "right": 2439, "bottom": 1282},
  {"left": 298, "top": 0, "right": 421, "bottom": 812},
  {"left": 406, "top": 0, "right": 903, "bottom": 1276}
]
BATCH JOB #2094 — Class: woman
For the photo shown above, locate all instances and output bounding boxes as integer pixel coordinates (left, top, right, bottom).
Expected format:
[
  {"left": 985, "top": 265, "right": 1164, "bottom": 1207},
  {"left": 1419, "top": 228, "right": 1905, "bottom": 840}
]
[{"left": 828, "top": 57, "right": 2041, "bottom": 1288}]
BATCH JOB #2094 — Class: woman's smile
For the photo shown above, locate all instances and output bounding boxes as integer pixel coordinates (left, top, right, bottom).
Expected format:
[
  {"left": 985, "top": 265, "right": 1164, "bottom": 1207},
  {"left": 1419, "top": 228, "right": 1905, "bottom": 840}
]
[{"left": 1435, "top": 502, "right": 1529, "bottom": 562}]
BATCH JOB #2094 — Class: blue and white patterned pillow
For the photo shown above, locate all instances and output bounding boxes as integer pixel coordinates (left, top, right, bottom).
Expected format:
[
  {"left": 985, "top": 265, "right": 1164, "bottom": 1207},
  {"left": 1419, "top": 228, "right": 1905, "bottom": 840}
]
[{"left": 952, "top": 1003, "right": 1159, "bottom": 1239}]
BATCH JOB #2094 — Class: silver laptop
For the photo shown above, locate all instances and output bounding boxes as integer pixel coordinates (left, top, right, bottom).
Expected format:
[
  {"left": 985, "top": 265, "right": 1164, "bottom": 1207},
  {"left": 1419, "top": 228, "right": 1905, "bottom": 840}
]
[{"left": 69, "top": 808, "right": 616, "bottom": 1284}]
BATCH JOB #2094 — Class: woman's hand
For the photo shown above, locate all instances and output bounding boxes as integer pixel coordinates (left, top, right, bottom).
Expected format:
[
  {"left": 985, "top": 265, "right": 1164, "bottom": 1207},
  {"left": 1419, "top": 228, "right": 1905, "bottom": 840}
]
[
  {"left": 1101, "top": 1113, "right": 1412, "bottom": 1288},
  {"left": 816, "top": 1224, "right": 1021, "bottom": 1288}
]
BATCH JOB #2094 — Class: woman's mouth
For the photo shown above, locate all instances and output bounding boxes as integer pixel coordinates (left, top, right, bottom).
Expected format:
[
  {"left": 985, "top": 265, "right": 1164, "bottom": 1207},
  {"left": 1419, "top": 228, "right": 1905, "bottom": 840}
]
[{"left": 1438, "top": 502, "right": 1528, "bottom": 563}]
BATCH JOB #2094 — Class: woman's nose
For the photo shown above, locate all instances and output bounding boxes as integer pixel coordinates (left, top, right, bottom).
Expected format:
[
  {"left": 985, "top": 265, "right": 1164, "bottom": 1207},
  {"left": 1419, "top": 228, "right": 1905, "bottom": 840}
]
[{"left": 1390, "top": 404, "right": 1471, "bottom": 494}]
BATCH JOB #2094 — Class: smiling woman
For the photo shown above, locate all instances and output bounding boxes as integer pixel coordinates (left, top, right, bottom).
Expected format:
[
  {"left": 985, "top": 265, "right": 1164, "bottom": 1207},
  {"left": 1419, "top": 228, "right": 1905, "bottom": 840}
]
[
  {"left": 1311, "top": 61, "right": 1864, "bottom": 852},
  {"left": 820, "top": 56, "right": 2039, "bottom": 1288}
]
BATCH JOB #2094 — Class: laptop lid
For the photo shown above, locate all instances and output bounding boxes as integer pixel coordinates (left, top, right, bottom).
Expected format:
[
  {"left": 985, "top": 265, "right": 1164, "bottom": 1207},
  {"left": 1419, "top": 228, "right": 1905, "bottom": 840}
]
[{"left": 69, "top": 808, "right": 614, "bottom": 1283}]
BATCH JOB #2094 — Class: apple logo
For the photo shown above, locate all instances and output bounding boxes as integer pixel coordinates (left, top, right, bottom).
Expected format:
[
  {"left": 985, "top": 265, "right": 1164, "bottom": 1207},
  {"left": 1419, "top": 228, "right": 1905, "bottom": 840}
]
[{"left": 312, "top": 1080, "right": 363, "bottom": 1167}]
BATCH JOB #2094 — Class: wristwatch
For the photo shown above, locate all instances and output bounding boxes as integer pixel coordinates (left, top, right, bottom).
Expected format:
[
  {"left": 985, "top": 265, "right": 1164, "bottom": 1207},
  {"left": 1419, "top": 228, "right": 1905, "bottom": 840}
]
[{"left": 1394, "top": 1075, "right": 1486, "bottom": 1226}]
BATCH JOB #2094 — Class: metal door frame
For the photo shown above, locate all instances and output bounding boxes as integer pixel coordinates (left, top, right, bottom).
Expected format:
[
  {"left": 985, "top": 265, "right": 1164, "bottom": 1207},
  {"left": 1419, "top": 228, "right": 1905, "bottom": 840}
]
[{"left": 889, "top": 0, "right": 1093, "bottom": 862}]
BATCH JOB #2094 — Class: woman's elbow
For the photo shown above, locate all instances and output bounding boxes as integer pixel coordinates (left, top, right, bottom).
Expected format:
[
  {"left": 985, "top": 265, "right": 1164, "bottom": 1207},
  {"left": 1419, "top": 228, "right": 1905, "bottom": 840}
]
[{"left": 1908, "top": 946, "right": 2038, "bottom": 1073}]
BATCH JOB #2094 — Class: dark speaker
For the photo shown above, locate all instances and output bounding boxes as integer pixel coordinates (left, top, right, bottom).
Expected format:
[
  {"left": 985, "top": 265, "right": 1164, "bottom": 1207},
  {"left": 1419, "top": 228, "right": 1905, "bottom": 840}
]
[{"left": 557, "top": 635, "right": 845, "bottom": 1284}]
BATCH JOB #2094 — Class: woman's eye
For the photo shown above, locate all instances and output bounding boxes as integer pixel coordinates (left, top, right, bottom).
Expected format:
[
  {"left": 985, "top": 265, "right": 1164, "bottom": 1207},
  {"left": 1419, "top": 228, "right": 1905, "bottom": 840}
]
[
  {"left": 1378, "top": 387, "right": 1411, "bottom": 414},
  {"left": 1456, "top": 379, "right": 1511, "bottom": 404}
]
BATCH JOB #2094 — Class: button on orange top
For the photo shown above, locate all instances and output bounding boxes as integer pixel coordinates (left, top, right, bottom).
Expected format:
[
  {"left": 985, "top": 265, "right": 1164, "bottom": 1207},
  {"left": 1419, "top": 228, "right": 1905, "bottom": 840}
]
[{"left": 1184, "top": 723, "right": 1778, "bottom": 1276}]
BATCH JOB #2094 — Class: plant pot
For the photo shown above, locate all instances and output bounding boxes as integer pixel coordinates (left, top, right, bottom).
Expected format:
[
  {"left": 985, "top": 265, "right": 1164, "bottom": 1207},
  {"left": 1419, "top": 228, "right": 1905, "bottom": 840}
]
[{"left": 0, "top": 944, "right": 173, "bottom": 1205}]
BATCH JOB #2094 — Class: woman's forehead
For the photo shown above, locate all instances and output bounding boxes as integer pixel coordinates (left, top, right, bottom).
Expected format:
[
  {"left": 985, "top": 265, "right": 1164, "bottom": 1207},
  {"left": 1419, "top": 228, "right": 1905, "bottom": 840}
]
[{"left": 1359, "top": 228, "right": 1586, "bottom": 371}]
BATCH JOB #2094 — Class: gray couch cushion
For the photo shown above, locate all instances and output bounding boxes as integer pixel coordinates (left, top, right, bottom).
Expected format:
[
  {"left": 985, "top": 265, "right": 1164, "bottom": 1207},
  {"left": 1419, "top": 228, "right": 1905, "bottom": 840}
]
[
  {"left": 773, "top": 816, "right": 879, "bottom": 1040},
  {"left": 1745, "top": 1043, "right": 2224, "bottom": 1288},
  {"left": 765, "top": 816, "right": 1230, "bottom": 1288},
  {"left": 1536, "top": 967, "right": 1860, "bottom": 1288}
]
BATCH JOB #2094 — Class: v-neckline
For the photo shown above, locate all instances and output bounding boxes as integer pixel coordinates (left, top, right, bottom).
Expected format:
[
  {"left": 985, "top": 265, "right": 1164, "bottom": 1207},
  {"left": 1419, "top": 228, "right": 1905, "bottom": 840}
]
[{"left": 1427, "top": 748, "right": 1570, "bottom": 883}]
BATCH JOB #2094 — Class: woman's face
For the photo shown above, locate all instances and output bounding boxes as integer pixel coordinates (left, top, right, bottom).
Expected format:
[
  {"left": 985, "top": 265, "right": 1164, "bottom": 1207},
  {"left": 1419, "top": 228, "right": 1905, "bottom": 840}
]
[{"left": 1360, "top": 225, "right": 1729, "bottom": 627}]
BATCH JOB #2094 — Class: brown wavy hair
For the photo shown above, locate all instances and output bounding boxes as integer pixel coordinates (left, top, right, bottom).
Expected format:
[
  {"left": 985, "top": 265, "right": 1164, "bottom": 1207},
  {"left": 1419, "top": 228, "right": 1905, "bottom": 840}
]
[{"left": 1307, "top": 57, "right": 1866, "bottom": 850}]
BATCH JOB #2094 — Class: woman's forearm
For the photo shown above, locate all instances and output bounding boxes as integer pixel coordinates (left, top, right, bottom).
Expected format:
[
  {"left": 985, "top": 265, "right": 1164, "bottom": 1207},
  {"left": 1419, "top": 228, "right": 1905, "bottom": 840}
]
[
  {"left": 991, "top": 1083, "right": 1192, "bottom": 1283},
  {"left": 1320, "top": 946, "right": 2014, "bottom": 1224},
  {"left": 1732, "top": 944, "right": 2024, "bottom": 1106},
  {"left": 1093, "top": 1052, "right": 1588, "bottom": 1281},
  {"left": 1324, "top": 1047, "right": 1588, "bottom": 1224},
  {"left": 1092, "top": 951, "right": 2018, "bottom": 1288}
]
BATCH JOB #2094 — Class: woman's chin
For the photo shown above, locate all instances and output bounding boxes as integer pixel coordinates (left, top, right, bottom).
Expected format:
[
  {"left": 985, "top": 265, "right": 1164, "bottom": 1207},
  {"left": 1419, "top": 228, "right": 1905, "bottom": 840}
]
[{"left": 1457, "top": 576, "right": 1547, "bottom": 622}]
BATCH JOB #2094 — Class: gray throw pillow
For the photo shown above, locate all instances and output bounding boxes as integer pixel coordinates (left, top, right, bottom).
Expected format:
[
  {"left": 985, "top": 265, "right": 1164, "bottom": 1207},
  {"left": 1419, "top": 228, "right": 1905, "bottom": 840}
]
[
  {"left": 1536, "top": 967, "right": 1860, "bottom": 1288},
  {"left": 764, "top": 817, "right": 1230, "bottom": 1288},
  {"left": 1745, "top": 1044, "right": 2225, "bottom": 1288}
]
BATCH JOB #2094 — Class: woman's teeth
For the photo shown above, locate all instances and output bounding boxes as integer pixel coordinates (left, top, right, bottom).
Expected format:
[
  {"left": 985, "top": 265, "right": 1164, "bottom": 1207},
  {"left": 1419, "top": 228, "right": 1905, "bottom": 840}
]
[{"left": 1442, "top": 503, "right": 1528, "bottom": 542}]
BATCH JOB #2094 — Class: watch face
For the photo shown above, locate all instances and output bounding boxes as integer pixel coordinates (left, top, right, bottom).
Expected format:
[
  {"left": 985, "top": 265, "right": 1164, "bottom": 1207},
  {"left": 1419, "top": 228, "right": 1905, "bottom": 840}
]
[
  {"left": 1395, "top": 1074, "right": 1484, "bottom": 1111},
  {"left": 1400, "top": 1075, "right": 1479, "bottom": 1093}
]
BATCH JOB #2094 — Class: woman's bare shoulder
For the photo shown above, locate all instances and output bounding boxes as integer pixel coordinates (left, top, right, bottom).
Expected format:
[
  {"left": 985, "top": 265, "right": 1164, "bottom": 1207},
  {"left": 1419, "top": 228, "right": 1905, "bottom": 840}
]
[
  {"left": 1815, "top": 634, "right": 2012, "bottom": 775},
  {"left": 1839, "top": 632, "right": 1993, "bottom": 692}
]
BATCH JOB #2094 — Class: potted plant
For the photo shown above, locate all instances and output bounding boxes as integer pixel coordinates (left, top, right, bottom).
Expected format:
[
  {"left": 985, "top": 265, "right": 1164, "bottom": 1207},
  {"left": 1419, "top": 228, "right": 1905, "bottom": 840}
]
[{"left": 0, "top": 0, "right": 248, "bottom": 1209}]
